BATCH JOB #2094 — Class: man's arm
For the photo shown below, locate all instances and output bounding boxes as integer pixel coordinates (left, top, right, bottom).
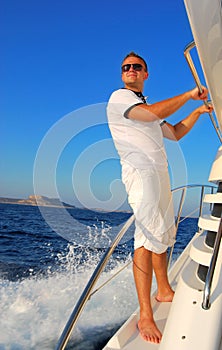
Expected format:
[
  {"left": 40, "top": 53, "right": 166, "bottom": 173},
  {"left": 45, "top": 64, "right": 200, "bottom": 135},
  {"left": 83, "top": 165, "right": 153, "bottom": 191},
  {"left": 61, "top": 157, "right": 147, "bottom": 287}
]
[
  {"left": 161, "top": 104, "right": 213, "bottom": 141},
  {"left": 127, "top": 87, "right": 208, "bottom": 122}
]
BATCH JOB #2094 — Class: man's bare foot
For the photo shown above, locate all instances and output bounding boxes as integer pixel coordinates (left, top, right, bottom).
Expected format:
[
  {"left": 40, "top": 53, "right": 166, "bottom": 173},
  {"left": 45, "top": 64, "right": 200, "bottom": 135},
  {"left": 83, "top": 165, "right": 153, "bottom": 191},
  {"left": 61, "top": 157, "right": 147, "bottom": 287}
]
[
  {"left": 155, "top": 289, "right": 174, "bottom": 302},
  {"left": 138, "top": 318, "right": 162, "bottom": 343}
]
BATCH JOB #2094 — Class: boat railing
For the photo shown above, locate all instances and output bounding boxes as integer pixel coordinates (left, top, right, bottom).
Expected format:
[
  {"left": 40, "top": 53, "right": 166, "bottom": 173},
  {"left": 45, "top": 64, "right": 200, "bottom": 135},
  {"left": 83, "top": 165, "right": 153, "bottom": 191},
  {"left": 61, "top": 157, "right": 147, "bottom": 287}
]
[
  {"left": 184, "top": 41, "right": 222, "bottom": 144},
  {"left": 55, "top": 183, "right": 216, "bottom": 350},
  {"left": 167, "top": 184, "right": 214, "bottom": 267},
  {"left": 55, "top": 214, "right": 135, "bottom": 350},
  {"left": 202, "top": 216, "right": 222, "bottom": 310}
]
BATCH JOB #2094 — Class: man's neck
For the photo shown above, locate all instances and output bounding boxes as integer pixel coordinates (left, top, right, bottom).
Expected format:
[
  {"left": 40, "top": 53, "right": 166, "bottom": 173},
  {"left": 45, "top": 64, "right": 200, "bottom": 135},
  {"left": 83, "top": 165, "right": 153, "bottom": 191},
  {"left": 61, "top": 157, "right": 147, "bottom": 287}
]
[{"left": 124, "top": 84, "right": 143, "bottom": 92}]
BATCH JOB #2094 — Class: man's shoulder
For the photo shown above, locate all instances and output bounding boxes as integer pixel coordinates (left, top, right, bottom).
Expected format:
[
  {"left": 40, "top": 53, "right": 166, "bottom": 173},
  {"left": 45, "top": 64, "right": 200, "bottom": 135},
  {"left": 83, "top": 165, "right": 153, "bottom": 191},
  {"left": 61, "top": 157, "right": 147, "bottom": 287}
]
[
  {"left": 108, "top": 88, "right": 137, "bottom": 103},
  {"left": 109, "top": 88, "right": 127, "bottom": 99}
]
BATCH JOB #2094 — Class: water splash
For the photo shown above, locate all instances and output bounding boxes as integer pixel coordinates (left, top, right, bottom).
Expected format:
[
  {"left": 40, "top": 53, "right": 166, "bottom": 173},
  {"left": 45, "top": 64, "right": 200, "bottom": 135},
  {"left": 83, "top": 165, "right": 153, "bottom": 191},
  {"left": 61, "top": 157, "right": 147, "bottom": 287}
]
[{"left": 0, "top": 242, "right": 137, "bottom": 350}]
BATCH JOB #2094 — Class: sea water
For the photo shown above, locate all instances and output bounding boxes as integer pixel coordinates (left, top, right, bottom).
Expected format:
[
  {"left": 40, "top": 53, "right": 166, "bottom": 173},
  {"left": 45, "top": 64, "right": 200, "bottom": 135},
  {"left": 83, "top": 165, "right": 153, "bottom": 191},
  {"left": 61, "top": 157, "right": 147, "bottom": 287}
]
[{"left": 0, "top": 203, "right": 198, "bottom": 350}]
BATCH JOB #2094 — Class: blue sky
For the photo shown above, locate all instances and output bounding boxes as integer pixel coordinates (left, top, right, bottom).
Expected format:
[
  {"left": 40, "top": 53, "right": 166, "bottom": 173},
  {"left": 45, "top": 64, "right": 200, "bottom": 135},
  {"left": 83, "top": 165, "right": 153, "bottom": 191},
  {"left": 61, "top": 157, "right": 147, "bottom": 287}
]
[{"left": 1, "top": 0, "right": 220, "bottom": 211}]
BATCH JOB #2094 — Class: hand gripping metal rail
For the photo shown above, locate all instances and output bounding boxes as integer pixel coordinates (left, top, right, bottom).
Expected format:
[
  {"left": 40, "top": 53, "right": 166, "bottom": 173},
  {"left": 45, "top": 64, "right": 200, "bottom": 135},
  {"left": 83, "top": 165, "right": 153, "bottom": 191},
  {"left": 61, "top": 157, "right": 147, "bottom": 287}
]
[{"left": 184, "top": 41, "right": 222, "bottom": 144}]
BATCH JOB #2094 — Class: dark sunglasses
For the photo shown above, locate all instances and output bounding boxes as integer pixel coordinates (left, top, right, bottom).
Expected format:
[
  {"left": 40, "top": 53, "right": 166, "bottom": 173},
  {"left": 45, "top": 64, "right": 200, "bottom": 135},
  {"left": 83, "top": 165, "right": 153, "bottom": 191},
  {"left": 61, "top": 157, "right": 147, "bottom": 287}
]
[{"left": 121, "top": 63, "right": 144, "bottom": 72}]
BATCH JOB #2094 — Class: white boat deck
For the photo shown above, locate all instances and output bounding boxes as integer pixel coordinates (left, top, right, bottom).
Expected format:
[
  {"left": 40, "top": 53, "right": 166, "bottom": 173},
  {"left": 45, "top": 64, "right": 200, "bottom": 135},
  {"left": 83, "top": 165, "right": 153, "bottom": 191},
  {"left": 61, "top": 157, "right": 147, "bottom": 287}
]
[
  {"left": 103, "top": 226, "right": 222, "bottom": 350},
  {"left": 104, "top": 244, "right": 191, "bottom": 350},
  {"left": 104, "top": 298, "right": 172, "bottom": 350}
]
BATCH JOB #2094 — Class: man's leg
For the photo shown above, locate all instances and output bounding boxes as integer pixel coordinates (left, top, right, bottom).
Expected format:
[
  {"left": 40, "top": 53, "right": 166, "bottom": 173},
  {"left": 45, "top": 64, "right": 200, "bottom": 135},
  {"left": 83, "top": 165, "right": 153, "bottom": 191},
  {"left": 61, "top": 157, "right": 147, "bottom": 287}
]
[
  {"left": 152, "top": 251, "right": 174, "bottom": 302},
  {"left": 133, "top": 247, "right": 162, "bottom": 343}
]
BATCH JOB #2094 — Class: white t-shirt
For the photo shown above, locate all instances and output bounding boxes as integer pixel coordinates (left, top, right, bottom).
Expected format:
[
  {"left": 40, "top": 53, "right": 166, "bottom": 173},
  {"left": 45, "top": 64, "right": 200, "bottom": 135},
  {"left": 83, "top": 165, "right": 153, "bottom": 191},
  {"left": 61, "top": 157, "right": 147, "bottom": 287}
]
[{"left": 107, "top": 88, "right": 168, "bottom": 170}]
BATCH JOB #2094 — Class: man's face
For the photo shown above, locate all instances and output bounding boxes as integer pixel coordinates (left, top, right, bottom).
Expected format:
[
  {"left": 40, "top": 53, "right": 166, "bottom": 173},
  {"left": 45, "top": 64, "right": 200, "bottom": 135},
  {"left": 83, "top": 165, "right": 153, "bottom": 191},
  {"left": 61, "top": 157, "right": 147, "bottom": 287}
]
[{"left": 121, "top": 56, "right": 148, "bottom": 87}]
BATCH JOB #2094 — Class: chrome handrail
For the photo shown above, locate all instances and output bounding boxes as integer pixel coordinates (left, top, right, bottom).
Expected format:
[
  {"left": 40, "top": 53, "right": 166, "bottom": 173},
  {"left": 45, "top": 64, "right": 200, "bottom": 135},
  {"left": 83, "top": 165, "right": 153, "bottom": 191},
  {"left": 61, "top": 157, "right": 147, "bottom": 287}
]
[
  {"left": 92, "top": 185, "right": 216, "bottom": 295},
  {"left": 55, "top": 184, "right": 216, "bottom": 350},
  {"left": 202, "top": 216, "right": 222, "bottom": 310},
  {"left": 167, "top": 184, "right": 216, "bottom": 267},
  {"left": 167, "top": 187, "right": 186, "bottom": 267},
  {"left": 55, "top": 214, "right": 135, "bottom": 350},
  {"left": 184, "top": 41, "right": 222, "bottom": 143}
]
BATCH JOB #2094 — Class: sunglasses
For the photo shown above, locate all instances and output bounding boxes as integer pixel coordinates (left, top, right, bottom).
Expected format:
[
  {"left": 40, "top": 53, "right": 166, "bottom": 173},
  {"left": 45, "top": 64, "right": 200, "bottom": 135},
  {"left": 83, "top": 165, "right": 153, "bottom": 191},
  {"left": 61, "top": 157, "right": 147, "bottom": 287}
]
[{"left": 121, "top": 63, "right": 144, "bottom": 72}]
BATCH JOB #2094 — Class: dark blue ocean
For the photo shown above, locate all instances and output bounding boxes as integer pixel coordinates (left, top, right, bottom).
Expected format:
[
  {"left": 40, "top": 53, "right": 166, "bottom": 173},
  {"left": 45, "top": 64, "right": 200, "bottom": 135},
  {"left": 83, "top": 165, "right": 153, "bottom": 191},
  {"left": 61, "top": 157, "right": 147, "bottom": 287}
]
[{"left": 0, "top": 203, "right": 198, "bottom": 350}]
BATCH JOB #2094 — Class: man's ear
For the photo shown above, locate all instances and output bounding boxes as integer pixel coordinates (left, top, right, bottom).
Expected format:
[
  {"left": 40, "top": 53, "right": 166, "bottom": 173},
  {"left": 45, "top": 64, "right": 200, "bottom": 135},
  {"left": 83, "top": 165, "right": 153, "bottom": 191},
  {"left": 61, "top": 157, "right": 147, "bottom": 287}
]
[{"left": 144, "top": 72, "right": 149, "bottom": 80}]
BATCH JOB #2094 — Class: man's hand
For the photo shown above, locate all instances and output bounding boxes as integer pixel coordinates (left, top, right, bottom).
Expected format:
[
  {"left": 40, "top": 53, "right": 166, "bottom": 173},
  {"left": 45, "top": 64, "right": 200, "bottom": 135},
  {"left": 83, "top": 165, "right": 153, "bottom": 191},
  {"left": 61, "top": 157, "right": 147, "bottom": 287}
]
[
  {"left": 195, "top": 103, "right": 214, "bottom": 115},
  {"left": 190, "top": 86, "right": 208, "bottom": 100}
]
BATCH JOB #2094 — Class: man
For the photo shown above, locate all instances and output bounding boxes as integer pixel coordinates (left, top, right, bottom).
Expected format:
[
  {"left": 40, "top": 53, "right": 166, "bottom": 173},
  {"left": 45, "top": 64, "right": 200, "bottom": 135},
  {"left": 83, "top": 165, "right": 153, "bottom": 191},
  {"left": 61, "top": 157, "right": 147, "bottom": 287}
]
[{"left": 107, "top": 52, "right": 213, "bottom": 344}]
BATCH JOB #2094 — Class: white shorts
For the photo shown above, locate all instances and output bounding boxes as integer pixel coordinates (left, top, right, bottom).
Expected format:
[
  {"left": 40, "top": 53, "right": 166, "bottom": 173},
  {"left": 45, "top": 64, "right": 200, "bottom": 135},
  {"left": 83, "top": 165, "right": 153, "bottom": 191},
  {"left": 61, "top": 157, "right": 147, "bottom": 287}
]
[{"left": 122, "top": 165, "right": 176, "bottom": 254}]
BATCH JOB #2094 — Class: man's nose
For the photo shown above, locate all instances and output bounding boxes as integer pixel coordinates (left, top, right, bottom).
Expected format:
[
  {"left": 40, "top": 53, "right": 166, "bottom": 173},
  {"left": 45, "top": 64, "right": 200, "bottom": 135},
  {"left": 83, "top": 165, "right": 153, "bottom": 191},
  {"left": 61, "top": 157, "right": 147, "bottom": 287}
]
[{"left": 129, "top": 65, "right": 135, "bottom": 71}]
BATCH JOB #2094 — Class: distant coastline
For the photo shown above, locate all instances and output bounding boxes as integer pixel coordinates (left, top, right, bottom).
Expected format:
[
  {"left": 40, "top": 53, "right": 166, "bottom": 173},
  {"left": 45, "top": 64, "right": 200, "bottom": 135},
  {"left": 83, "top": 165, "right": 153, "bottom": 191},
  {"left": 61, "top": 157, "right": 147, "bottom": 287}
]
[
  {"left": 0, "top": 195, "right": 132, "bottom": 213},
  {"left": 0, "top": 195, "right": 75, "bottom": 208}
]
